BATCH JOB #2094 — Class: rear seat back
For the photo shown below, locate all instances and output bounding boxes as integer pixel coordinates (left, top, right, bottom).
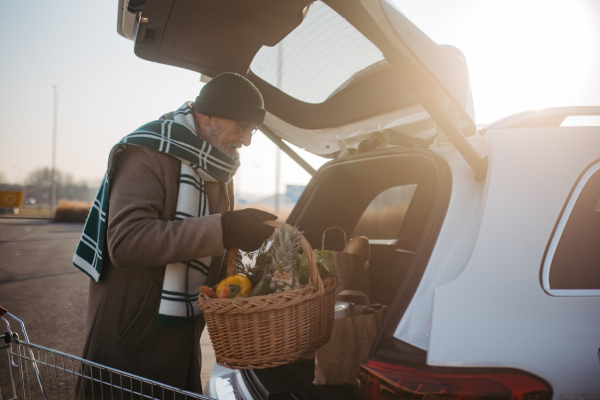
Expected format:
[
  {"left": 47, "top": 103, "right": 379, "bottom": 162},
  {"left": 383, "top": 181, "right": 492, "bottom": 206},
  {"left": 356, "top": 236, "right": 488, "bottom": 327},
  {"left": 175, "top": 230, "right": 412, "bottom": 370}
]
[{"left": 368, "top": 244, "right": 413, "bottom": 305}]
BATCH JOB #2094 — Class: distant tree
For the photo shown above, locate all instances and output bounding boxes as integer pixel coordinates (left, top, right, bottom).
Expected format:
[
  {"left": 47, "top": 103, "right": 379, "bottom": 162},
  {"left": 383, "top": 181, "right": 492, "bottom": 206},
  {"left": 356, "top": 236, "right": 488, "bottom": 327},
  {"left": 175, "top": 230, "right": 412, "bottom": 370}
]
[
  {"left": 24, "top": 167, "right": 53, "bottom": 203},
  {"left": 22, "top": 167, "right": 96, "bottom": 203},
  {"left": 25, "top": 167, "right": 59, "bottom": 188}
]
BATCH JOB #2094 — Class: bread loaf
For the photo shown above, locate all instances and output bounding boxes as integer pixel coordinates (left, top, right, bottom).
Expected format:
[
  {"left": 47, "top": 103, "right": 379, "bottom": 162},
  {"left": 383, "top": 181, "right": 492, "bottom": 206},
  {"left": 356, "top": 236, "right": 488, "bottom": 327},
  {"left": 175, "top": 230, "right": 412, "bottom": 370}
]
[{"left": 342, "top": 236, "right": 370, "bottom": 262}]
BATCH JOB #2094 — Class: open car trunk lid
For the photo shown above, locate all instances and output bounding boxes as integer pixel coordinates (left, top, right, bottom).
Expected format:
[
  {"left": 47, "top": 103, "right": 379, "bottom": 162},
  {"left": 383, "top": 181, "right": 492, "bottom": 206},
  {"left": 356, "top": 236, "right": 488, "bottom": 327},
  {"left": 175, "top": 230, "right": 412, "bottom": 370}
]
[{"left": 118, "top": 0, "right": 487, "bottom": 178}]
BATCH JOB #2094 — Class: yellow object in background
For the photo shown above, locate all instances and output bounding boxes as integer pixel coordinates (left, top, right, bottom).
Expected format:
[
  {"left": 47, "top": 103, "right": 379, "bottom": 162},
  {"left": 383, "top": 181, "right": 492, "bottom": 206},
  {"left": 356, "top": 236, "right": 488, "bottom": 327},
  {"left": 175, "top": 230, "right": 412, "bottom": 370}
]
[{"left": 0, "top": 191, "right": 24, "bottom": 209}]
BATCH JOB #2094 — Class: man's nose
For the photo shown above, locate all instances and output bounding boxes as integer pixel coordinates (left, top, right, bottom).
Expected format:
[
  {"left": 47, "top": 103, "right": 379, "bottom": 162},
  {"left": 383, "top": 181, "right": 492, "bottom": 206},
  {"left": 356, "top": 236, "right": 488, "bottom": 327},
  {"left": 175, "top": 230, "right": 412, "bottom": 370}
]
[{"left": 240, "top": 130, "right": 252, "bottom": 146}]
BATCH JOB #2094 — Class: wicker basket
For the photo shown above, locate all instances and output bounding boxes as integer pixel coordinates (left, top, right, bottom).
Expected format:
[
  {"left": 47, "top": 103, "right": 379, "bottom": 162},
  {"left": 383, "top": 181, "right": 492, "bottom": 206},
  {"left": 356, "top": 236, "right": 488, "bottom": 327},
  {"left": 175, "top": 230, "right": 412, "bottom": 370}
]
[{"left": 197, "top": 221, "right": 338, "bottom": 369}]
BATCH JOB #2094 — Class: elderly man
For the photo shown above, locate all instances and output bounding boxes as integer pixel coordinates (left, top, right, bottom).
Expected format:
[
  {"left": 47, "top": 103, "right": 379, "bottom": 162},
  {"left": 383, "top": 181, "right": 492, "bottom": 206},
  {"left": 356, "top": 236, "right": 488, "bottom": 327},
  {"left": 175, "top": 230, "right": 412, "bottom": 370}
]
[{"left": 73, "top": 73, "right": 276, "bottom": 394}]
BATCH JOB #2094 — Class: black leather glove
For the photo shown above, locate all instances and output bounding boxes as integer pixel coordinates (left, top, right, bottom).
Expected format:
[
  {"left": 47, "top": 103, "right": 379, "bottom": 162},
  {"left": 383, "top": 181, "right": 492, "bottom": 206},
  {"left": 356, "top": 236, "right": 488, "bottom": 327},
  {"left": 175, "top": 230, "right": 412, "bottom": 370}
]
[{"left": 221, "top": 208, "right": 277, "bottom": 251}]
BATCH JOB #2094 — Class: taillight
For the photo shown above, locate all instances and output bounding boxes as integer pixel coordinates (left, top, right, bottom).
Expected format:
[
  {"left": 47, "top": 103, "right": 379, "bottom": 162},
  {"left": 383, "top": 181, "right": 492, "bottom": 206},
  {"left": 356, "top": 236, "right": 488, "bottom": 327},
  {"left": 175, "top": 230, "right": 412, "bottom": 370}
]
[{"left": 358, "top": 358, "right": 552, "bottom": 400}]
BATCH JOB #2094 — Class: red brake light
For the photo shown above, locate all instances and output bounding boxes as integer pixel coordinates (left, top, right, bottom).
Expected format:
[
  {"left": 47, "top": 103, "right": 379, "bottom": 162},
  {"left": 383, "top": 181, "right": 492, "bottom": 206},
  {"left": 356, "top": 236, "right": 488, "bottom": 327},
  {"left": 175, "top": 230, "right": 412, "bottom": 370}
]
[{"left": 358, "top": 358, "right": 552, "bottom": 400}]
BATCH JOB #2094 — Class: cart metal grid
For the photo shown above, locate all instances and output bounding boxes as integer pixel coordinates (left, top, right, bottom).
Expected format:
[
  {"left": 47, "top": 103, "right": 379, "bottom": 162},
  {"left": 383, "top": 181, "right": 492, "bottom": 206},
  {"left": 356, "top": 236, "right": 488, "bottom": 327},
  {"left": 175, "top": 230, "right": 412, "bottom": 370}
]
[{"left": 1, "top": 308, "right": 213, "bottom": 400}]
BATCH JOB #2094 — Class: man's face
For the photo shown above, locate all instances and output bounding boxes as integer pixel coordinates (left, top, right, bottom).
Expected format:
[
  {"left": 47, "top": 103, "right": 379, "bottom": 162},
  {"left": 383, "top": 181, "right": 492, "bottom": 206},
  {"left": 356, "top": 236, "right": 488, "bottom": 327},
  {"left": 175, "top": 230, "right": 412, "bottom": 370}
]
[{"left": 199, "top": 115, "right": 257, "bottom": 160}]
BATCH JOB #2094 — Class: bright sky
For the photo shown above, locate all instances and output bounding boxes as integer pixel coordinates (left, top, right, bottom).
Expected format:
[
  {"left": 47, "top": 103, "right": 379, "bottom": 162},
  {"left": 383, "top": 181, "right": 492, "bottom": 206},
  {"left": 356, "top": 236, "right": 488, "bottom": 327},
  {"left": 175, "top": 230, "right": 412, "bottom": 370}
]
[{"left": 1, "top": 0, "right": 599, "bottom": 198}]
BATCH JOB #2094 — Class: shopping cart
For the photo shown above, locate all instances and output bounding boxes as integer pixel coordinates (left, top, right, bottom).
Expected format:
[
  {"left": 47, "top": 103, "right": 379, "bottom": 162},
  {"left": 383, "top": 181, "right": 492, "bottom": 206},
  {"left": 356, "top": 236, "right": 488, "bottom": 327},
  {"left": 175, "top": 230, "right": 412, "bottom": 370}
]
[{"left": 1, "top": 307, "right": 213, "bottom": 400}]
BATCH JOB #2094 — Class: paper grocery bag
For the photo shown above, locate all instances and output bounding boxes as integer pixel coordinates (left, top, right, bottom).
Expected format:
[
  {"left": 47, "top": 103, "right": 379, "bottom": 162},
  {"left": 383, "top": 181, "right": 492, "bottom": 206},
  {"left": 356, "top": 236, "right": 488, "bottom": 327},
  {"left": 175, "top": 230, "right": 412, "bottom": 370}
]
[
  {"left": 321, "top": 227, "right": 371, "bottom": 301},
  {"left": 332, "top": 251, "right": 371, "bottom": 301},
  {"left": 314, "top": 306, "right": 386, "bottom": 386}
]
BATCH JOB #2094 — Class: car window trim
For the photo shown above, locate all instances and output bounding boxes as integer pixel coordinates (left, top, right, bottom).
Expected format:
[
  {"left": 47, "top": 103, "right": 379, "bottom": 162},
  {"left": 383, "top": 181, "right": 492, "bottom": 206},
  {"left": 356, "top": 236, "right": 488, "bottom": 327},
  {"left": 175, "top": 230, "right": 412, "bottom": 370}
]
[{"left": 541, "top": 159, "right": 600, "bottom": 296}]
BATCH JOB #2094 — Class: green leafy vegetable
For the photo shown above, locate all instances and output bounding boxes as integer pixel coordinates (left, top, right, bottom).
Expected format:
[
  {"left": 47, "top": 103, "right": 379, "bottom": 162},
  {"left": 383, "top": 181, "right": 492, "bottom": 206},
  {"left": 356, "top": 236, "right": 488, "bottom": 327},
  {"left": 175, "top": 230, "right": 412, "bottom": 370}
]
[
  {"left": 237, "top": 238, "right": 338, "bottom": 289},
  {"left": 236, "top": 242, "right": 273, "bottom": 287},
  {"left": 294, "top": 250, "right": 337, "bottom": 285}
]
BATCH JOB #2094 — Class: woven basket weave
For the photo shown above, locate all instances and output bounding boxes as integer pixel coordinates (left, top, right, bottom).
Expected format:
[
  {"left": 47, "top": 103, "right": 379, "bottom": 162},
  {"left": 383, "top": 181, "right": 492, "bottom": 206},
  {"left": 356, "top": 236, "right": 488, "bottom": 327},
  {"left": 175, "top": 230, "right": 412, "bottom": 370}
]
[{"left": 197, "top": 221, "right": 338, "bottom": 369}]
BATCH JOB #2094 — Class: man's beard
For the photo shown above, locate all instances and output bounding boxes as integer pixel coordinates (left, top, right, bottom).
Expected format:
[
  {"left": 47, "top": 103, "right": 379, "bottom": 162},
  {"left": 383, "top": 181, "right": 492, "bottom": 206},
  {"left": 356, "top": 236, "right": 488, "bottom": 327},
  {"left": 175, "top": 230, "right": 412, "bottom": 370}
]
[{"left": 204, "top": 121, "right": 240, "bottom": 160}]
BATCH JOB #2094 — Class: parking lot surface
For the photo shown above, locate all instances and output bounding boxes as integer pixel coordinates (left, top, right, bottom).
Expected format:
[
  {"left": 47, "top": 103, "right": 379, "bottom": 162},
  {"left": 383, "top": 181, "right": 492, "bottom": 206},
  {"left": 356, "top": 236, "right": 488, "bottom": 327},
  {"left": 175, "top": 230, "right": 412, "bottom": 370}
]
[{"left": 0, "top": 218, "right": 215, "bottom": 390}]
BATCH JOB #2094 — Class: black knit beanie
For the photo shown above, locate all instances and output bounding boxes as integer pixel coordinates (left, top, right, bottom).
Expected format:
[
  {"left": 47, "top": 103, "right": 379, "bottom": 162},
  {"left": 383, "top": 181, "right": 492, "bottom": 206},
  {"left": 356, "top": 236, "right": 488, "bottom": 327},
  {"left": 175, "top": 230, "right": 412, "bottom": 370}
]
[{"left": 193, "top": 72, "right": 266, "bottom": 125}]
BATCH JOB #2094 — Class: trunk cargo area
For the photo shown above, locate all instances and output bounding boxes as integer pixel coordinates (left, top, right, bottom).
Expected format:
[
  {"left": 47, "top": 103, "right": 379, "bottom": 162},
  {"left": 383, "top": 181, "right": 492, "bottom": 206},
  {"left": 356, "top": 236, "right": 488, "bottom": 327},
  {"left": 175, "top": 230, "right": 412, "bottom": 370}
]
[{"left": 239, "top": 146, "right": 448, "bottom": 399}]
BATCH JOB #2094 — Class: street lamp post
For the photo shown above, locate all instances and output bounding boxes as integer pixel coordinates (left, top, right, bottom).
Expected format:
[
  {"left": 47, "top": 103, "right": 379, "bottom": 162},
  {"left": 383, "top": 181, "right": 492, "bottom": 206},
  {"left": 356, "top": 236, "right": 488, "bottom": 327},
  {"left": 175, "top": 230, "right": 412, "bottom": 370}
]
[{"left": 50, "top": 85, "right": 58, "bottom": 217}]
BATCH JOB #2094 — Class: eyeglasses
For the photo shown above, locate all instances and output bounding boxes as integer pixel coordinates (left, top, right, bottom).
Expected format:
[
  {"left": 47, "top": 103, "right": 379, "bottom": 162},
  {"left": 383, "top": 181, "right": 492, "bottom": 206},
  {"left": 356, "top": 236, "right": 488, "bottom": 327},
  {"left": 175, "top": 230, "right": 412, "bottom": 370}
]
[{"left": 236, "top": 121, "right": 260, "bottom": 136}]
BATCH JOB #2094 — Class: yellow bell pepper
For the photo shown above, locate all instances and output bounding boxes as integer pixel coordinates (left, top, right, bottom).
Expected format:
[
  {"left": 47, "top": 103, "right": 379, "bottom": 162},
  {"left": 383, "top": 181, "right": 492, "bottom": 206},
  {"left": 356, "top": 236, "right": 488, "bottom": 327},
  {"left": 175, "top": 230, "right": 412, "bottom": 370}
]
[{"left": 216, "top": 274, "right": 253, "bottom": 298}]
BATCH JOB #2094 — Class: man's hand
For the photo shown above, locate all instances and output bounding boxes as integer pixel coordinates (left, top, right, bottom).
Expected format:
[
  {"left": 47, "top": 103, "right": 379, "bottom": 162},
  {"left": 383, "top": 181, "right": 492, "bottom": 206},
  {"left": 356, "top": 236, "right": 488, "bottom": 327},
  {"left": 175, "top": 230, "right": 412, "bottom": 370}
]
[{"left": 221, "top": 209, "right": 277, "bottom": 252}]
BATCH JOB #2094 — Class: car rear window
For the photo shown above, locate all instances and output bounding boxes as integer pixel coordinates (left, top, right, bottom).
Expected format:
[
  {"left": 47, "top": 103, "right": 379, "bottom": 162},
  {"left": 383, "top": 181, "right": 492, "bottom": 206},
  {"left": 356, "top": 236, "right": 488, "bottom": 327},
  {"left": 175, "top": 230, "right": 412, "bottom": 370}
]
[
  {"left": 249, "top": 1, "right": 385, "bottom": 104},
  {"left": 543, "top": 162, "right": 600, "bottom": 295},
  {"left": 352, "top": 184, "right": 417, "bottom": 240}
]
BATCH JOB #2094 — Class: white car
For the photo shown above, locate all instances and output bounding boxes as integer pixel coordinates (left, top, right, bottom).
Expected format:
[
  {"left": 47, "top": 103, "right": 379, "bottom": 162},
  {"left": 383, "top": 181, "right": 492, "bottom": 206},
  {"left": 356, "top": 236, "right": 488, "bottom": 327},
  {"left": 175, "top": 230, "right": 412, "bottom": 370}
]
[{"left": 117, "top": 0, "right": 600, "bottom": 398}]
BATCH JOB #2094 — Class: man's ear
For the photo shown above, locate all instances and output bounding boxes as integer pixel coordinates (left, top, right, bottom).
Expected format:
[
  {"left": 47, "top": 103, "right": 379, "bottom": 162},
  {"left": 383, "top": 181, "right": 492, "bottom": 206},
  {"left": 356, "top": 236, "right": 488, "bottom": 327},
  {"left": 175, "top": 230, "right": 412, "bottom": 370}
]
[{"left": 200, "top": 114, "right": 212, "bottom": 125}]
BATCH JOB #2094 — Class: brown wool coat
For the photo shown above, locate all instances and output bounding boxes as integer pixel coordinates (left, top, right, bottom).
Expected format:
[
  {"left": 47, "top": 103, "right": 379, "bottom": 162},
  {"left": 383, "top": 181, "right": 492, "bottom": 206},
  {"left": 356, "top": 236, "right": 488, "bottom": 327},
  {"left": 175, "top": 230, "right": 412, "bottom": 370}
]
[{"left": 81, "top": 146, "right": 233, "bottom": 393}]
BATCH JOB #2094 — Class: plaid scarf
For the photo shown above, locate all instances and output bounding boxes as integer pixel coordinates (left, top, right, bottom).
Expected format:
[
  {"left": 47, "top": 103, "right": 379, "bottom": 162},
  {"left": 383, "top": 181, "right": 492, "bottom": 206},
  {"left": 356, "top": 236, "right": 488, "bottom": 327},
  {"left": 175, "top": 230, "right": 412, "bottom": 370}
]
[{"left": 73, "top": 102, "right": 239, "bottom": 327}]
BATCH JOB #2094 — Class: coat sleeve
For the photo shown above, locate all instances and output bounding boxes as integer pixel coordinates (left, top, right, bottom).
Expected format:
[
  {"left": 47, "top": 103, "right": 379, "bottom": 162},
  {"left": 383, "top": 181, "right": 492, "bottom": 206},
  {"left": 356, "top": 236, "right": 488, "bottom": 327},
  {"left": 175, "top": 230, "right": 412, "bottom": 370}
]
[{"left": 106, "top": 146, "right": 225, "bottom": 268}]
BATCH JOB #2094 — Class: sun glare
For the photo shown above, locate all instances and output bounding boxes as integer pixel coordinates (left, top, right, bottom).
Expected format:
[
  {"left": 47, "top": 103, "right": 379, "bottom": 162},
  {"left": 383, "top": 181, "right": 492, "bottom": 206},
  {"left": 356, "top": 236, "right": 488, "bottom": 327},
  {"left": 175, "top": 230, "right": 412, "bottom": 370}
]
[
  {"left": 463, "top": 0, "right": 595, "bottom": 121},
  {"left": 392, "top": 0, "right": 597, "bottom": 123}
]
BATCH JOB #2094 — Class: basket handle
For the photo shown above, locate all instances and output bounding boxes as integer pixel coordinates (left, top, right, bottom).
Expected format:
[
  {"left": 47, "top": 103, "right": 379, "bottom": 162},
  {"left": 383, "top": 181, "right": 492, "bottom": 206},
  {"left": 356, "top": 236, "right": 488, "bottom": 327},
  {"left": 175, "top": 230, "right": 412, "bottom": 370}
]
[
  {"left": 321, "top": 226, "right": 347, "bottom": 251},
  {"left": 227, "top": 221, "right": 324, "bottom": 294}
]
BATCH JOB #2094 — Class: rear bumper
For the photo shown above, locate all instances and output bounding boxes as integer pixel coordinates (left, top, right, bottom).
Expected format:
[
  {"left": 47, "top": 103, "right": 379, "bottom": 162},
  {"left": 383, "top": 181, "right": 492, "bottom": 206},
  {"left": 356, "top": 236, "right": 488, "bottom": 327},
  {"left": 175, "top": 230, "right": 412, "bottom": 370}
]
[{"left": 205, "top": 363, "right": 253, "bottom": 400}]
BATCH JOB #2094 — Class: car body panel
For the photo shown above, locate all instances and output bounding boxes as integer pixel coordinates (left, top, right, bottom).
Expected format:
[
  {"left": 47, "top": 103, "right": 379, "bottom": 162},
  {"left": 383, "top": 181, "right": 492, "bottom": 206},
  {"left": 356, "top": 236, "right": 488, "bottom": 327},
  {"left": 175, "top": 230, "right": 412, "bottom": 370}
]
[
  {"left": 262, "top": 104, "right": 434, "bottom": 156},
  {"left": 116, "top": 0, "right": 136, "bottom": 40},
  {"left": 486, "top": 106, "right": 600, "bottom": 129},
  {"left": 392, "top": 134, "right": 490, "bottom": 349},
  {"left": 116, "top": 0, "right": 479, "bottom": 165},
  {"left": 374, "top": 0, "right": 475, "bottom": 135},
  {"left": 206, "top": 363, "right": 253, "bottom": 400},
  {"left": 427, "top": 127, "right": 600, "bottom": 394}
]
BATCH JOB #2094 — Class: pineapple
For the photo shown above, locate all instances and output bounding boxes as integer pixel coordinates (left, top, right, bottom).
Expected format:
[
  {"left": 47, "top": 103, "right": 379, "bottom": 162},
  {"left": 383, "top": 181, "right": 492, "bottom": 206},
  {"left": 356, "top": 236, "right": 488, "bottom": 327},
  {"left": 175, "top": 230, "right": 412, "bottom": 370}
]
[{"left": 269, "top": 227, "right": 303, "bottom": 293}]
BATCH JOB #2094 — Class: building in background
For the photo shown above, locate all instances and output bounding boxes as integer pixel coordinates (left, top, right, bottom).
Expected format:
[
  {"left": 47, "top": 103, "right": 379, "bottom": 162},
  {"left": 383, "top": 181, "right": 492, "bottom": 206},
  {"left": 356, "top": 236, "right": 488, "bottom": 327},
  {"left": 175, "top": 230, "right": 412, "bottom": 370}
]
[{"left": 237, "top": 185, "right": 306, "bottom": 220}]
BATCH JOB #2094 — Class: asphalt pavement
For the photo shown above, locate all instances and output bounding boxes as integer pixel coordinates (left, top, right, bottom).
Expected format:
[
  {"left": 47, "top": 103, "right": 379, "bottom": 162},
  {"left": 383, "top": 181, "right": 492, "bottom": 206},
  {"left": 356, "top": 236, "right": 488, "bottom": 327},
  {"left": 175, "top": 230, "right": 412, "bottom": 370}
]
[{"left": 0, "top": 218, "right": 215, "bottom": 393}]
